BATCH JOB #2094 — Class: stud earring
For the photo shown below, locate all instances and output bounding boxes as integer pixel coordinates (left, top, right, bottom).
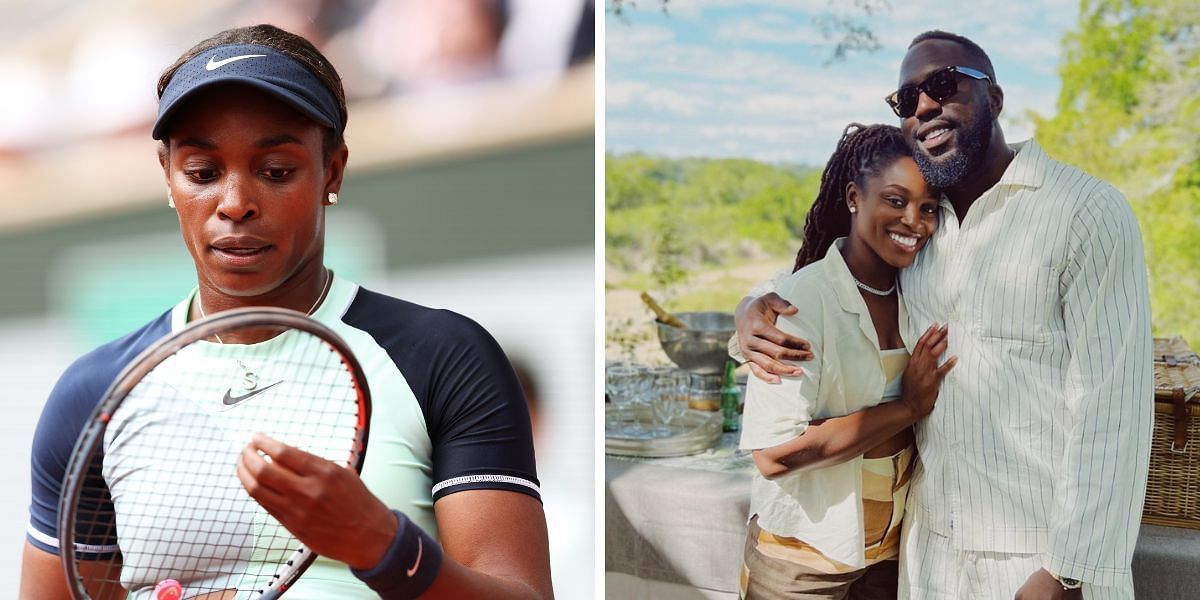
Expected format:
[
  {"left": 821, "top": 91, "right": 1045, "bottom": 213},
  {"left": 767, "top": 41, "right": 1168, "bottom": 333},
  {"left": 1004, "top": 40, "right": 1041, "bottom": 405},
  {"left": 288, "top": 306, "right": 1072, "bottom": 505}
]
[
  {"left": 168, "top": 191, "right": 175, "bottom": 208},
  {"left": 327, "top": 192, "right": 338, "bottom": 205},
  {"left": 848, "top": 205, "right": 857, "bottom": 213}
]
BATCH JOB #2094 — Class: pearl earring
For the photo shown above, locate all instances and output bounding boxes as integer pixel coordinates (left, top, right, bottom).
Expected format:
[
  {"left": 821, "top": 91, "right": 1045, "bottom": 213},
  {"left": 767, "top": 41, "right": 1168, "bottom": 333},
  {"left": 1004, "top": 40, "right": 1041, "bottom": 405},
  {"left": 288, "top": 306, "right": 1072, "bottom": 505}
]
[
  {"left": 327, "top": 192, "right": 338, "bottom": 205},
  {"left": 168, "top": 191, "right": 175, "bottom": 208},
  {"left": 848, "top": 205, "right": 857, "bottom": 213}
]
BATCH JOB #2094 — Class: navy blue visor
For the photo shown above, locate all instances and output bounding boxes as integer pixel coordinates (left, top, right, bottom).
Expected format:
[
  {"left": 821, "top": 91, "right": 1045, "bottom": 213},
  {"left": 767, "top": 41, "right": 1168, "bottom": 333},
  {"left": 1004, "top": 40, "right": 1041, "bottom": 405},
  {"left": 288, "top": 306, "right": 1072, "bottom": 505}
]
[{"left": 153, "top": 43, "right": 342, "bottom": 140}]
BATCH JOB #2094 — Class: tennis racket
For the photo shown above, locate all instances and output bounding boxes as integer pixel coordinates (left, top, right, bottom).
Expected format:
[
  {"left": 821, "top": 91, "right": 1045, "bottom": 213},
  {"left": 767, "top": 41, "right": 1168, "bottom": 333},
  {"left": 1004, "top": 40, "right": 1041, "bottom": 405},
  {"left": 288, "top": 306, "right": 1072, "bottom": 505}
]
[{"left": 57, "top": 307, "right": 371, "bottom": 600}]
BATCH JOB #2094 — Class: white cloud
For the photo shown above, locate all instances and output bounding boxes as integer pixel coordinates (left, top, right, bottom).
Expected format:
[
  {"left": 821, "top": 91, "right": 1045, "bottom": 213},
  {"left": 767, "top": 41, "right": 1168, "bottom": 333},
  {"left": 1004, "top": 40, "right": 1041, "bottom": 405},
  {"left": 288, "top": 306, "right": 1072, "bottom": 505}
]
[
  {"left": 606, "top": 80, "right": 649, "bottom": 108},
  {"left": 605, "top": 0, "right": 1077, "bottom": 163},
  {"left": 643, "top": 88, "right": 707, "bottom": 116},
  {"left": 713, "top": 13, "right": 813, "bottom": 45},
  {"left": 605, "top": 23, "right": 675, "bottom": 62},
  {"left": 608, "top": 80, "right": 708, "bottom": 117}
]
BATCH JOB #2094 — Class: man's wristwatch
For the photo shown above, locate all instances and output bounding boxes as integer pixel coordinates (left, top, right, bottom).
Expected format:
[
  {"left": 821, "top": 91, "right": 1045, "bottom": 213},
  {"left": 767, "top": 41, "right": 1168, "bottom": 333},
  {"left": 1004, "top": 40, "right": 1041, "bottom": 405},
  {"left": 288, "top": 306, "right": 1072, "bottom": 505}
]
[{"left": 1051, "top": 572, "right": 1083, "bottom": 590}]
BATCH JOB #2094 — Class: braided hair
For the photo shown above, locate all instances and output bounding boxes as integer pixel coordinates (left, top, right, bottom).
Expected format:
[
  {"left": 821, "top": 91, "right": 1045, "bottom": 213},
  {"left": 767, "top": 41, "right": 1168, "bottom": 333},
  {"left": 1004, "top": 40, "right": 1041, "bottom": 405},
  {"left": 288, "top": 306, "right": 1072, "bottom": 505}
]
[{"left": 792, "top": 123, "right": 911, "bottom": 272}]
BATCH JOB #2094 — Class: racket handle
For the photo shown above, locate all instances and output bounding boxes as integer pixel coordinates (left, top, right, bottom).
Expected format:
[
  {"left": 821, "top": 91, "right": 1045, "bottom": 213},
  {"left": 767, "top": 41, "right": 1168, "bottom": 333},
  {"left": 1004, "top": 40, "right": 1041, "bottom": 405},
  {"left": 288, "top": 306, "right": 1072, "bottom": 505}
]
[{"left": 154, "top": 579, "right": 182, "bottom": 600}]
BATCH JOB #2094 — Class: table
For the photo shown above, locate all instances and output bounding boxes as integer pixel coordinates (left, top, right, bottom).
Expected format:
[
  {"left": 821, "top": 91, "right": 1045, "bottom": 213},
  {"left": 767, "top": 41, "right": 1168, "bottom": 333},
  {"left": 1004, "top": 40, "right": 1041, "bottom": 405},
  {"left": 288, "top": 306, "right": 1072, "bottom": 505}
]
[{"left": 605, "top": 433, "right": 1200, "bottom": 599}]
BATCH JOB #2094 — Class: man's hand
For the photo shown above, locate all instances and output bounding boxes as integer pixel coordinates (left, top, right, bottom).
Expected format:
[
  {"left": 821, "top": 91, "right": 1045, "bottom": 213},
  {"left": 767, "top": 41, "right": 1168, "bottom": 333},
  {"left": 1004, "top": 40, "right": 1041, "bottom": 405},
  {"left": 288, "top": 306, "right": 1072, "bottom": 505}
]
[
  {"left": 236, "top": 433, "right": 399, "bottom": 571},
  {"left": 1014, "top": 569, "right": 1083, "bottom": 600},
  {"left": 734, "top": 293, "right": 813, "bottom": 383}
]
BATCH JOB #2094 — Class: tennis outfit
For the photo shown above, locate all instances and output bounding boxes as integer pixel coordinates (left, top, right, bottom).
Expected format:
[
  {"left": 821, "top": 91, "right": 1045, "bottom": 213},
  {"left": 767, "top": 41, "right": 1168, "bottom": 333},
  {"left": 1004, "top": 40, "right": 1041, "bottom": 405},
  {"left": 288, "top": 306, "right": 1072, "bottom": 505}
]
[
  {"left": 739, "top": 239, "right": 915, "bottom": 599},
  {"left": 894, "top": 139, "right": 1151, "bottom": 598},
  {"left": 27, "top": 274, "right": 540, "bottom": 597}
]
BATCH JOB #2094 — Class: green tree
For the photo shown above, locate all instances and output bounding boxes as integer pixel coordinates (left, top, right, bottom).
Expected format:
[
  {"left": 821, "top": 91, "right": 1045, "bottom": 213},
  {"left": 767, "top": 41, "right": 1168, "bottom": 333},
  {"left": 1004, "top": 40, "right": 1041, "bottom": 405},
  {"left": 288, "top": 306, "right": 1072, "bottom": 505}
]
[{"left": 1034, "top": 0, "right": 1200, "bottom": 344}]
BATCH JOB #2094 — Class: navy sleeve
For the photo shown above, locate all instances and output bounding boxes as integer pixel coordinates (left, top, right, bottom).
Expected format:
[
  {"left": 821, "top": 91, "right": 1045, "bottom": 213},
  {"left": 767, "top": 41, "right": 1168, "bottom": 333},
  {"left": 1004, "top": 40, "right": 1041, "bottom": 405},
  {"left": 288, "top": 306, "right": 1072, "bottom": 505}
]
[
  {"left": 342, "top": 289, "right": 540, "bottom": 502},
  {"left": 27, "top": 312, "right": 172, "bottom": 556}
]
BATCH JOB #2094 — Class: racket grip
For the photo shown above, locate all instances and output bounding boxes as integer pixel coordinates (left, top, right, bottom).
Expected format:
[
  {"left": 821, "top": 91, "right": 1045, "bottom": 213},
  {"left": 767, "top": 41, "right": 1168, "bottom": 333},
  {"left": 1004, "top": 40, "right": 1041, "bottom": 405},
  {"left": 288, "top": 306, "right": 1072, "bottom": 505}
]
[{"left": 154, "top": 579, "right": 182, "bottom": 600}]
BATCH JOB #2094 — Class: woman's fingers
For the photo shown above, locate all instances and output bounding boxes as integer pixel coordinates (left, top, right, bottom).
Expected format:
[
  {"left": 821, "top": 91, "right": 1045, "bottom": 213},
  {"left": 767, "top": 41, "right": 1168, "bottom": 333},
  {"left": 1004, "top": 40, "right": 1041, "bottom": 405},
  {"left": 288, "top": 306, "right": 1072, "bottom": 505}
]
[
  {"left": 914, "top": 323, "right": 949, "bottom": 359},
  {"left": 912, "top": 322, "right": 937, "bottom": 354},
  {"left": 936, "top": 356, "right": 959, "bottom": 379}
]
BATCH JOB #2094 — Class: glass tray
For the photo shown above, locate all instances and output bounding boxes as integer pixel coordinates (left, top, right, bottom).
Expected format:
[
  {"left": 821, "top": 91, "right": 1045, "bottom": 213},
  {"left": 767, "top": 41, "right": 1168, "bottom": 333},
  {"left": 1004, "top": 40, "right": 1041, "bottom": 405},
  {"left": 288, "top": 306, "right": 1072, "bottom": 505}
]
[{"left": 604, "top": 405, "right": 723, "bottom": 458}]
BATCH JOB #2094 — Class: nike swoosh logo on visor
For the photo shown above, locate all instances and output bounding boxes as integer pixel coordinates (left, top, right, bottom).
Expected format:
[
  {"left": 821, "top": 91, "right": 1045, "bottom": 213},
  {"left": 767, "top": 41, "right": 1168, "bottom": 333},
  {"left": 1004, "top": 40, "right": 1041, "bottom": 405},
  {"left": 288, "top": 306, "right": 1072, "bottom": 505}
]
[
  {"left": 407, "top": 537, "right": 423, "bottom": 577},
  {"left": 206, "top": 54, "right": 267, "bottom": 71},
  {"left": 222, "top": 380, "right": 284, "bottom": 406}
]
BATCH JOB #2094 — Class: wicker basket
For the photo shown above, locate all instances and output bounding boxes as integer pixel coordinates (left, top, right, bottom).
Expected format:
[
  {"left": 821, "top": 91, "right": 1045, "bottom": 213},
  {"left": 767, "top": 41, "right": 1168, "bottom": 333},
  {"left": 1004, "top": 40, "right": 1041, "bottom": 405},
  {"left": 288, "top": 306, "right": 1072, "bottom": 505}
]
[{"left": 1143, "top": 336, "right": 1200, "bottom": 529}]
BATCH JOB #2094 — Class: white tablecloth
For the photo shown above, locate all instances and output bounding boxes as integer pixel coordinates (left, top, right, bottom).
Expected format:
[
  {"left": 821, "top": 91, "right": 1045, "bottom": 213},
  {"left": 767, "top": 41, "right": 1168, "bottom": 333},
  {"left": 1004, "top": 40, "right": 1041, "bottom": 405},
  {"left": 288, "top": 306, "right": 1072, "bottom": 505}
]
[{"left": 605, "top": 433, "right": 1200, "bottom": 599}]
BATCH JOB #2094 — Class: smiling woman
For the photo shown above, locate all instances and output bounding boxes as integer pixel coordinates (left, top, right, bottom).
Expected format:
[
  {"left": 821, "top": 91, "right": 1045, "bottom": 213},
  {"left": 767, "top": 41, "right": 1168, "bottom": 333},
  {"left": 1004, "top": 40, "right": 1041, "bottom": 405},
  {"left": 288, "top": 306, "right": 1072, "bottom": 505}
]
[
  {"left": 21, "top": 24, "right": 552, "bottom": 600},
  {"left": 734, "top": 123, "right": 955, "bottom": 599}
]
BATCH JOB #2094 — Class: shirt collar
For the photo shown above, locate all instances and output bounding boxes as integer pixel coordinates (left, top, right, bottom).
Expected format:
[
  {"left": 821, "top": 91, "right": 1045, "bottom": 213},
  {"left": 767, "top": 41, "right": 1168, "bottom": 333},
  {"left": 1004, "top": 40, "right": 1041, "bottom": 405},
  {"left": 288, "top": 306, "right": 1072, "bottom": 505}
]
[
  {"left": 822, "top": 237, "right": 862, "bottom": 314},
  {"left": 821, "top": 237, "right": 905, "bottom": 350},
  {"left": 993, "top": 138, "right": 1045, "bottom": 190},
  {"left": 932, "top": 138, "right": 1045, "bottom": 218}
]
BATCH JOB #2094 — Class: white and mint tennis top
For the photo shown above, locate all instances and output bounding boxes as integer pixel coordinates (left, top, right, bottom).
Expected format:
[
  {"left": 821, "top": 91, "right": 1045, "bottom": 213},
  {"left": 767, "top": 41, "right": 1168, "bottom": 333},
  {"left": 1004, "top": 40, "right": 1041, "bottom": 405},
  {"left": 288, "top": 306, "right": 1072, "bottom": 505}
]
[{"left": 28, "top": 274, "right": 540, "bottom": 597}]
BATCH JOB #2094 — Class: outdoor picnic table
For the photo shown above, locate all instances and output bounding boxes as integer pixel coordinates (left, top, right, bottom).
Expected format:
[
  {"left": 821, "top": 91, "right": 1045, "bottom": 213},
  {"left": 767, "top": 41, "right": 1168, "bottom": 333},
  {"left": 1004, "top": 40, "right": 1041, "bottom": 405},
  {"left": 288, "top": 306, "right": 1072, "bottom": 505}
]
[{"left": 605, "top": 432, "right": 1200, "bottom": 599}]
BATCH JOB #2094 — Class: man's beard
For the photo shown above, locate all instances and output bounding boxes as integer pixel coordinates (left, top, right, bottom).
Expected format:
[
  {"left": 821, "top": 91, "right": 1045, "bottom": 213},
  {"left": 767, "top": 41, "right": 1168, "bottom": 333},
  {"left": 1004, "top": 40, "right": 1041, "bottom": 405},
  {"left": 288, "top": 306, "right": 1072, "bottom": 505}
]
[{"left": 913, "top": 111, "right": 992, "bottom": 189}]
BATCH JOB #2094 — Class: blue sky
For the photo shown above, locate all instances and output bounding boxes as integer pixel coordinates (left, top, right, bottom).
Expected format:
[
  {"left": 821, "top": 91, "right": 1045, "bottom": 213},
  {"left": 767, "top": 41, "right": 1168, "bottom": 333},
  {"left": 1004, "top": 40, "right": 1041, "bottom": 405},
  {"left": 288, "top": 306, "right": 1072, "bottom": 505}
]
[{"left": 606, "top": 0, "right": 1080, "bottom": 165}]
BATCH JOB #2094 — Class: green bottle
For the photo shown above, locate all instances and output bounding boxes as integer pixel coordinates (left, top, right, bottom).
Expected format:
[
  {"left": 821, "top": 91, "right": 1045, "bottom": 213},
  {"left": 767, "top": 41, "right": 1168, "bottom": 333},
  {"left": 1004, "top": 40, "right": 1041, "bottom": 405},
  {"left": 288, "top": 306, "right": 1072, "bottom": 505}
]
[{"left": 721, "top": 360, "right": 740, "bottom": 432}]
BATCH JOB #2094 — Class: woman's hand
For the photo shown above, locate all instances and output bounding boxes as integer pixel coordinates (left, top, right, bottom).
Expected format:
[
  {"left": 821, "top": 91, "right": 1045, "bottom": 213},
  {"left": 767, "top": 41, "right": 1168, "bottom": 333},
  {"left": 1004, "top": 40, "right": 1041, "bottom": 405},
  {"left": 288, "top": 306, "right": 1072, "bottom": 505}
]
[
  {"left": 734, "top": 293, "right": 814, "bottom": 383},
  {"left": 899, "top": 323, "right": 957, "bottom": 420},
  {"left": 236, "top": 433, "right": 399, "bottom": 571}
]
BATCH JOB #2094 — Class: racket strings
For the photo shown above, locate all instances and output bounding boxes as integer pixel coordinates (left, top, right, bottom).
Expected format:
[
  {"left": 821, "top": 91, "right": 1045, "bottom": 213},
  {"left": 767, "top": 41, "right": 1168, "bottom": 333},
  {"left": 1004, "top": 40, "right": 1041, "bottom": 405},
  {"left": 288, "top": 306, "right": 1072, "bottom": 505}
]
[{"left": 68, "top": 323, "right": 365, "bottom": 598}]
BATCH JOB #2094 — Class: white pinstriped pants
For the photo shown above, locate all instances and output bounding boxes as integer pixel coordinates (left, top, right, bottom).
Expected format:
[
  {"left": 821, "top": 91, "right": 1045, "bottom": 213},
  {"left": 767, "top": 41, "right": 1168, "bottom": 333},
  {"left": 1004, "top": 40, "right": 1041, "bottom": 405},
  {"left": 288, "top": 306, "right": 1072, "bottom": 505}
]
[{"left": 898, "top": 508, "right": 1134, "bottom": 600}]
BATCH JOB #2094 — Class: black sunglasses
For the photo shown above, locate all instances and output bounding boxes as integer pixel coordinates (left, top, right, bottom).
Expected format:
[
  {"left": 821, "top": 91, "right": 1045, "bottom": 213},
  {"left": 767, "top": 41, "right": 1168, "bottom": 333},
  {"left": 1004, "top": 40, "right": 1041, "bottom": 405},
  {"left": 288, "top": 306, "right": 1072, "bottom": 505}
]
[{"left": 884, "top": 65, "right": 991, "bottom": 118}]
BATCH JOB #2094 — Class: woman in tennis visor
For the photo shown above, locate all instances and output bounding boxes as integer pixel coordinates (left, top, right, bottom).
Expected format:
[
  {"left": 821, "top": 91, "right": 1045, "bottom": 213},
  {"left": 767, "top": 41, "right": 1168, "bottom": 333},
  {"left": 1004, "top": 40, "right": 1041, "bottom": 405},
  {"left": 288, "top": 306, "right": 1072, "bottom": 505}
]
[
  {"left": 738, "top": 124, "right": 955, "bottom": 599},
  {"left": 22, "top": 24, "right": 551, "bottom": 600}
]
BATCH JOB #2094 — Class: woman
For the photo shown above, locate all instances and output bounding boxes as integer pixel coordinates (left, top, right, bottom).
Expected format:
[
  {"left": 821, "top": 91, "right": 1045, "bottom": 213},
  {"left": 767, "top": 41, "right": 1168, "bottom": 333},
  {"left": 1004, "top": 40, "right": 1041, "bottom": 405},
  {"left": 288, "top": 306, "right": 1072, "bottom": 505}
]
[
  {"left": 739, "top": 124, "right": 955, "bottom": 599},
  {"left": 21, "top": 25, "right": 552, "bottom": 600}
]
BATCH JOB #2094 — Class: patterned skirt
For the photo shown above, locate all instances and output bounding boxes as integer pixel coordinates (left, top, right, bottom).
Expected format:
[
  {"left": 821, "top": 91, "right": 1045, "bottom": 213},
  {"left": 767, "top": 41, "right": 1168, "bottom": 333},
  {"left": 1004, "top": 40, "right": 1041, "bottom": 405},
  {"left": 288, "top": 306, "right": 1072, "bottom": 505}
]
[{"left": 741, "top": 445, "right": 916, "bottom": 599}]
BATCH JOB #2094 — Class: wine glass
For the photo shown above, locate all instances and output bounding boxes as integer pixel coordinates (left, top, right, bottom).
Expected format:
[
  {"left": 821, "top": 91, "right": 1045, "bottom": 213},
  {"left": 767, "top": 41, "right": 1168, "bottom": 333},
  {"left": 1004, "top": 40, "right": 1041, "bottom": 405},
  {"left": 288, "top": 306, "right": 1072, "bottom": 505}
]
[
  {"left": 651, "top": 369, "right": 688, "bottom": 437},
  {"left": 605, "top": 362, "right": 640, "bottom": 437},
  {"left": 633, "top": 366, "right": 671, "bottom": 436}
]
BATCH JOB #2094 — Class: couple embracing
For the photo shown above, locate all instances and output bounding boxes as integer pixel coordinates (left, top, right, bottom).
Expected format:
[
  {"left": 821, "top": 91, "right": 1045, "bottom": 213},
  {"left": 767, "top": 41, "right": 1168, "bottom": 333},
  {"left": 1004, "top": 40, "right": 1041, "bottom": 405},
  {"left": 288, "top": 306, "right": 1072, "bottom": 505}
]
[{"left": 734, "top": 31, "right": 1151, "bottom": 600}]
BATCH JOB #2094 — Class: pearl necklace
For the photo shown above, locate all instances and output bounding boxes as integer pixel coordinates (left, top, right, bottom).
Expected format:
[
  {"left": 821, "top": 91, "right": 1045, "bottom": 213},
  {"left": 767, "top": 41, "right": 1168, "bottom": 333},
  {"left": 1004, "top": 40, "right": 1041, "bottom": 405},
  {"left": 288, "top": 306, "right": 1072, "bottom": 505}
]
[{"left": 853, "top": 276, "right": 896, "bottom": 296}]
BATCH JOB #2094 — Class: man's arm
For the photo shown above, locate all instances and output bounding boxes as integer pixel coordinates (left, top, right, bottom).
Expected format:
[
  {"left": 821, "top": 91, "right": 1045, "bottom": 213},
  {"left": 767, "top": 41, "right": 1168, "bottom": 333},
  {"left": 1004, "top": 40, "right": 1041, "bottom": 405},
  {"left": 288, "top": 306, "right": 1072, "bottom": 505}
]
[
  {"left": 1036, "top": 188, "right": 1153, "bottom": 590},
  {"left": 733, "top": 292, "right": 813, "bottom": 383}
]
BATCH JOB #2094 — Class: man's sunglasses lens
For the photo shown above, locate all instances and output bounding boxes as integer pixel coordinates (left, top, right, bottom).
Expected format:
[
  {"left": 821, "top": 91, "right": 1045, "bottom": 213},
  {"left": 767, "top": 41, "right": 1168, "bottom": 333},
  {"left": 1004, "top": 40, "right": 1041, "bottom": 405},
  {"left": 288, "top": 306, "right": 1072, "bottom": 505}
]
[{"left": 892, "top": 69, "right": 961, "bottom": 118}]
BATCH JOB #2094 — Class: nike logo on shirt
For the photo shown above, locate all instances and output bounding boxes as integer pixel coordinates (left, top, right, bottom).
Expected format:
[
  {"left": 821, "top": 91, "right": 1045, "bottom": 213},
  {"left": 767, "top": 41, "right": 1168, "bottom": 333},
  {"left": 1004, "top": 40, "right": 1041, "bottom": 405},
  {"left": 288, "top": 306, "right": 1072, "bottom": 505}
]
[
  {"left": 222, "top": 380, "right": 284, "bottom": 406},
  {"left": 206, "top": 54, "right": 267, "bottom": 71}
]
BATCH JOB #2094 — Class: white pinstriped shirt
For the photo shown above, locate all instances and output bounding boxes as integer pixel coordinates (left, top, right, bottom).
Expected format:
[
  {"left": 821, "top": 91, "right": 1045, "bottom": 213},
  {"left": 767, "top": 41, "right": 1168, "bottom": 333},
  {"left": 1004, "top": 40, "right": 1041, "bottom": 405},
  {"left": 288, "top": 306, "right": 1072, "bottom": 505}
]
[{"left": 897, "top": 139, "right": 1152, "bottom": 587}]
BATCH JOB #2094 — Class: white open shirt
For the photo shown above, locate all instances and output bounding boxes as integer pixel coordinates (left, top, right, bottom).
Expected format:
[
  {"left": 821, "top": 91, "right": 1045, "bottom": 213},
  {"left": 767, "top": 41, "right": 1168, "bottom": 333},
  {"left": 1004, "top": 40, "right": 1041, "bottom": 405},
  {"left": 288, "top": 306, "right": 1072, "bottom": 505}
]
[{"left": 740, "top": 237, "right": 909, "bottom": 569}]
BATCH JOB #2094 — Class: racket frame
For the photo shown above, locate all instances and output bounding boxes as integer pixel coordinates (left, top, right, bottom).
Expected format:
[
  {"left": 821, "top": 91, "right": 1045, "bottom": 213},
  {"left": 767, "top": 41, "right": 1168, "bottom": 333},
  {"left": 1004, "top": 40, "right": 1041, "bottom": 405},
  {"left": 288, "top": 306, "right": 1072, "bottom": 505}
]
[{"left": 58, "top": 306, "right": 372, "bottom": 600}]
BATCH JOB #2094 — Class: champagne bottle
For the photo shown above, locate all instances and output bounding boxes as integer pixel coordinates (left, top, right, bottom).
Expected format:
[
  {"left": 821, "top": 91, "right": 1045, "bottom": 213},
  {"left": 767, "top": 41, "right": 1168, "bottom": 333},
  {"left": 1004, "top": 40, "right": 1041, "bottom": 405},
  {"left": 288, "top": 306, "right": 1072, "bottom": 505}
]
[
  {"left": 640, "top": 292, "right": 687, "bottom": 329},
  {"left": 721, "top": 360, "right": 740, "bottom": 432}
]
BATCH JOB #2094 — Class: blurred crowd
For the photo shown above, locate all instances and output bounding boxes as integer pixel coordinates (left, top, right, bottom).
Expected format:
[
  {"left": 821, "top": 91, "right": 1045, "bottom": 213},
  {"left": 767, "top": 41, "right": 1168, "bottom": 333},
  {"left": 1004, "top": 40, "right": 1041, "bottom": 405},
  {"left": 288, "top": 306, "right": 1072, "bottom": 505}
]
[{"left": 0, "top": 0, "right": 594, "bottom": 153}]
